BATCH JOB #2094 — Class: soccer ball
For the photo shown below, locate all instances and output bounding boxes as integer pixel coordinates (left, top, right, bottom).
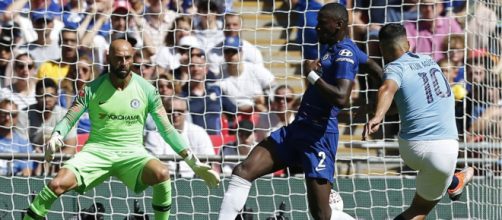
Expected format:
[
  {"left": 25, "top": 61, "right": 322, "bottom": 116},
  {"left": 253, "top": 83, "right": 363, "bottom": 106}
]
[{"left": 329, "top": 189, "right": 344, "bottom": 211}]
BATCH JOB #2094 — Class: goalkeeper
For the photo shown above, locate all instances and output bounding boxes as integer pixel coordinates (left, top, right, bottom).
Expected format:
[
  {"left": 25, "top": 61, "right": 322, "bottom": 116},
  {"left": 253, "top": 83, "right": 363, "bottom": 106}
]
[{"left": 24, "top": 39, "right": 220, "bottom": 220}]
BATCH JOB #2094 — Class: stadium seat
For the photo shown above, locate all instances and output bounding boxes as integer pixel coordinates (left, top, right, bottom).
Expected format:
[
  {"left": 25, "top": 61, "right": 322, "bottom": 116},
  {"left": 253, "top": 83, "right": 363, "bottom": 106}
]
[
  {"left": 76, "top": 133, "right": 89, "bottom": 152},
  {"left": 209, "top": 134, "right": 236, "bottom": 154}
]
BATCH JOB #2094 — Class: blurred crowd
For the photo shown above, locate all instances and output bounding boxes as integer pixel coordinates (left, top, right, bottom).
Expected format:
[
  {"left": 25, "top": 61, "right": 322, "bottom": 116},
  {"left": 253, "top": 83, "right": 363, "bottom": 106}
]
[{"left": 0, "top": 0, "right": 501, "bottom": 177}]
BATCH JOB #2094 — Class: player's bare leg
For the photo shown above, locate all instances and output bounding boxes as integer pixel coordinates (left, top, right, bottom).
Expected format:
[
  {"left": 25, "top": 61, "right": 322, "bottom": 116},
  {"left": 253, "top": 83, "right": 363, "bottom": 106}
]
[
  {"left": 233, "top": 138, "right": 285, "bottom": 181},
  {"left": 306, "top": 178, "right": 332, "bottom": 220},
  {"left": 219, "top": 138, "right": 285, "bottom": 219},
  {"left": 394, "top": 193, "right": 439, "bottom": 220},
  {"left": 48, "top": 168, "right": 79, "bottom": 195},
  {"left": 24, "top": 168, "right": 78, "bottom": 219},
  {"left": 142, "top": 159, "right": 172, "bottom": 220},
  {"left": 142, "top": 159, "right": 170, "bottom": 185}
]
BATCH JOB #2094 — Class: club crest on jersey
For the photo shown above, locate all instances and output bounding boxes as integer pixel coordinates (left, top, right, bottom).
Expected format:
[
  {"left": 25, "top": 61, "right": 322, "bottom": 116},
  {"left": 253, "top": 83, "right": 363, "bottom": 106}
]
[
  {"left": 338, "top": 49, "right": 353, "bottom": 57},
  {"left": 322, "top": 53, "right": 330, "bottom": 61},
  {"left": 130, "top": 99, "right": 140, "bottom": 109}
]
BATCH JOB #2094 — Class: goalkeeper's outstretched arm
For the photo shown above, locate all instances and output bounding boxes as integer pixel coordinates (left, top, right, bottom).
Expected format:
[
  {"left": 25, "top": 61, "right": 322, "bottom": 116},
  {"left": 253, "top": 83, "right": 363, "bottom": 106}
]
[
  {"left": 148, "top": 91, "right": 220, "bottom": 187},
  {"left": 54, "top": 88, "right": 88, "bottom": 138}
]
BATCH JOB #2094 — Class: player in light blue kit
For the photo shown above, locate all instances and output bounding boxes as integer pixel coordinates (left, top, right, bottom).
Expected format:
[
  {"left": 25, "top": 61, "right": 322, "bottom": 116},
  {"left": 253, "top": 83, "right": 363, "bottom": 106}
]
[
  {"left": 363, "top": 23, "right": 474, "bottom": 220},
  {"left": 219, "top": 3, "right": 381, "bottom": 220}
]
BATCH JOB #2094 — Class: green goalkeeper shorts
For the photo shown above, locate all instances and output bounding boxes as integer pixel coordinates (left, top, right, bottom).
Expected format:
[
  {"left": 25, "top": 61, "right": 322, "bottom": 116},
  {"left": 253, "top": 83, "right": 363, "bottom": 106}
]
[{"left": 63, "top": 144, "right": 157, "bottom": 194}]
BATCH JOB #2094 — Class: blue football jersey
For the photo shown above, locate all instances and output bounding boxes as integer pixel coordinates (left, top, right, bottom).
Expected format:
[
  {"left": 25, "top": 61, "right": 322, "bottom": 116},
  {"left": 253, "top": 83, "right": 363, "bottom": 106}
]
[
  {"left": 384, "top": 52, "right": 458, "bottom": 140},
  {"left": 296, "top": 37, "right": 368, "bottom": 133}
]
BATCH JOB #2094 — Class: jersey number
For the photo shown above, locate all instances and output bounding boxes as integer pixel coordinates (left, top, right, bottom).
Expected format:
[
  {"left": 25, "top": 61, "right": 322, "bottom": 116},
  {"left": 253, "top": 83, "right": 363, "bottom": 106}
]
[
  {"left": 316, "top": 151, "right": 326, "bottom": 171},
  {"left": 418, "top": 68, "right": 451, "bottom": 104}
]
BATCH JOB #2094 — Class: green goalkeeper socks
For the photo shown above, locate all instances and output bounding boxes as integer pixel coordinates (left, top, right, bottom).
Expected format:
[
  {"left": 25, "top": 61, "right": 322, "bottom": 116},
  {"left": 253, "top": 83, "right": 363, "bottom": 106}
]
[
  {"left": 152, "top": 179, "right": 172, "bottom": 220},
  {"left": 25, "top": 185, "right": 58, "bottom": 219}
]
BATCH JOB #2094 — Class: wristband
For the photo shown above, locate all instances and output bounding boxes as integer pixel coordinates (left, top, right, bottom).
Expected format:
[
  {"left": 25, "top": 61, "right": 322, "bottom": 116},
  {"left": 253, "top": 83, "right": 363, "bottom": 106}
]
[{"left": 307, "top": 71, "right": 321, "bottom": 85}]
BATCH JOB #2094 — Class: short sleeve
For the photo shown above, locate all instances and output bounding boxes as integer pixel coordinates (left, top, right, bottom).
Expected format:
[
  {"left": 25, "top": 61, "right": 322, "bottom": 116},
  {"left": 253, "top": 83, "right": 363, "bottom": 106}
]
[
  {"left": 332, "top": 48, "right": 358, "bottom": 80},
  {"left": 356, "top": 46, "right": 369, "bottom": 64},
  {"left": 383, "top": 64, "right": 403, "bottom": 87}
]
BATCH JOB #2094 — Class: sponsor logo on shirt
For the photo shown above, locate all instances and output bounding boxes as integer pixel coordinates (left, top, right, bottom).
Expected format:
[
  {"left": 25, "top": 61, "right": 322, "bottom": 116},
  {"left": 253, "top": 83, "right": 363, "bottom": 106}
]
[
  {"left": 338, "top": 49, "right": 353, "bottom": 57},
  {"left": 335, "top": 57, "right": 354, "bottom": 64},
  {"left": 98, "top": 113, "right": 140, "bottom": 125}
]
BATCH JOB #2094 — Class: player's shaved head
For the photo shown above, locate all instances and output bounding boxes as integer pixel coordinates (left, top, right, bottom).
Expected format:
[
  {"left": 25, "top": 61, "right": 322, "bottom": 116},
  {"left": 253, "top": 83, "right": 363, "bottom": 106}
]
[
  {"left": 109, "top": 39, "right": 133, "bottom": 54},
  {"left": 379, "top": 23, "right": 410, "bottom": 63},
  {"left": 109, "top": 39, "right": 135, "bottom": 79},
  {"left": 319, "top": 3, "right": 348, "bottom": 24}
]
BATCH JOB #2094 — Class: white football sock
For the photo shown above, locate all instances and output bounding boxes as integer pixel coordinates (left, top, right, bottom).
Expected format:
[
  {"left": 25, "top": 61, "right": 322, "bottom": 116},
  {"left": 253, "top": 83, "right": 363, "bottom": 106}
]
[{"left": 218, "top": 175, "right": 252, "bottom": 220}]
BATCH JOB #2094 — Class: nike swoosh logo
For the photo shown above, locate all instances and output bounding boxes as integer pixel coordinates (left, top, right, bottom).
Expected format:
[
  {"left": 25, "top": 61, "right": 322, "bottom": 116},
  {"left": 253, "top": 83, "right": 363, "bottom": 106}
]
[{"left": 315, "top": 167, "right": 325, "bottom": 172}]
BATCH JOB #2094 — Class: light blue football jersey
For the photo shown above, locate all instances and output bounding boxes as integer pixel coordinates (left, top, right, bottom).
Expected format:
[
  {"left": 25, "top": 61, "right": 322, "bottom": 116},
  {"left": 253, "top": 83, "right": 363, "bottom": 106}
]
[{"left": 384, "top": 52, "right": 458, "bottom": 141}]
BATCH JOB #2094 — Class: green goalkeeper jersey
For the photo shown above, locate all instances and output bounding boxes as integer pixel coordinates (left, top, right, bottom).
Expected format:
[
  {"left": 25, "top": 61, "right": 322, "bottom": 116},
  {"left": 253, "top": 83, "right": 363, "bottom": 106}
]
[{"left": 55, "top": 73, "right": 187, "bottom": 152}]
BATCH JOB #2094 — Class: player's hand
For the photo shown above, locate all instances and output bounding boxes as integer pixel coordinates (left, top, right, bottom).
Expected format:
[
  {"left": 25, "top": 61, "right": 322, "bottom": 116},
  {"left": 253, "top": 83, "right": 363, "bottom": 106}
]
[
  {"left": 45, "top": 132, "right": 64, "bottom": 162},
  {"left": 362, "top": 117, "right": 382, "bottom": 141},
  {"left": 303, "top": 59, "right": 321, "bottom": 75},
  {"left": 184, "top": 151, "right": 220, "bottom": 188}
]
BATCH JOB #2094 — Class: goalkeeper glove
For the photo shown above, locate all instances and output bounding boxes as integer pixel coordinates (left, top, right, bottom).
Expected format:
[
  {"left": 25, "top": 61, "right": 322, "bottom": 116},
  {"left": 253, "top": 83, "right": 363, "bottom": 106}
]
[
  {"left": 45, "top": 132, "right": 64, "bottom": 162},
  {"left": 184, "top": 151, "right": 220, "bottom": 188}
]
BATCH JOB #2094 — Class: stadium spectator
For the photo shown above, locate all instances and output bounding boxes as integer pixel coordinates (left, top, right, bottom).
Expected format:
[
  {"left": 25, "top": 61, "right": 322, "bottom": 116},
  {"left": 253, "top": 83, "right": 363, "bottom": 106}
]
[
  {"left": 17, "top": 78, "right": 77, "bottom": 155},
  {"left": 351, "top": 0, "right": 420, "bottom": 57},
  {"left": 145, "top": 97, "right": 215, "bottom": 178},
  {"left": 468, "top": 78, "right": 502, "bottom": 141},
  {"left": 219, "top": 4, "right": 370, "bottom": 219},
  {"left": 167, "top": 35, "right": 206, "bottom": 87},
  {"left": 0, "top": 53, "right": 37, "bottom": 110},
  {"left": 1, "top": 21, "right": 23, "bottom": 47},
  {"left": 293, "top": 0, "right": 326, "bottom": 60},
  {"left": 255, "top": 85, "right": 297, "bottom": 142},
  {"left": 59, "top": 56, "right": 94, "bottom": 135},
  {"left": 0, "top": 99, "right": 33, "bottom": 177},
  {"left": 220, "top": 119, "right": 255, "bottom": 176},
  {"left": 78, "top": 0, "right": 113, "bottom": 70},
  {"left": 137, "top": 0, "right": 177, "bottom": 48},
  {"left": 364, "top": 23, "right": 473, "bottom": 219},
  {"left": 181, "top": 56, "right": 237, "bottom": 135},
  {"left": 108, "top": 0, "right": 155, "bottom": 56},
  {"left": 155, "top": 73, "right": 178, "bottom": 98},
  {"left": 132, "top": 51, "right": 157, "bottom": 81},
  {"left": 60, "top": 56, "right": 94, "bottom": 108},
  {"left": 437, "top": 58, "right": 459, "bottom": 84},
  {"left": 109, "top": 0, "right": 140, "bottom": 45},
  {"left": 62, "top": 0, "right": 112, "bottom": 39},
  {"left": 454, "top": 0, "right": 497, "bottom": 51},
  {"left": 23, "top": 39, "right": 219, "bottom": 220},
  {"left": 218, "top": 36, "right": 275, "bottom": 113},
  {"left": 207, "top": 13, "right": 264, "bottom": 77},
  {"left": 0, "top": 35, "right": 13, "bottom": 85},
  {"left": 19, "top": 10, "right": 61, "bottom": 67},
  {"left": 1, "top": 0, "right": 63, "bottom": 42},
  {"left": 193, "top": 0, "right": 224, "bottom": 52},
  {"left": 457, "top": 55, "right": 499, "bottom": 135},
  {"left": 177, "top": 35, "right": 206, "bottom": 71},
  {"left": 155, "top": 15, "right": 193, "bottom": 71},
  {"left": 404, "top": 0, "right": 462, "bottom": 61},
  {"left": 438, "top": 34, "right": 465, "bottom": 83},
  {"left": 37, "top": 29, "right": 78, "bottom": 82}
]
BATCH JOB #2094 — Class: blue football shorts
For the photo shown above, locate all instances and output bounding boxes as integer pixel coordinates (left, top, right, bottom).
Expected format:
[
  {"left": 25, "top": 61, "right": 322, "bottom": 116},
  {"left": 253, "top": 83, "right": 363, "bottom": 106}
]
[{"left": 270, "top": 121, "right": 338, "bottom": 183}]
